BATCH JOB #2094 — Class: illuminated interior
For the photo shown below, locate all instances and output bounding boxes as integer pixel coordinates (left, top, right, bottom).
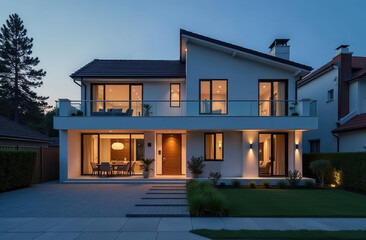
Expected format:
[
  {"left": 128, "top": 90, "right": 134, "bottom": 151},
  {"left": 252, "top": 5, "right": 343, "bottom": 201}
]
[
  {"left": 200, "top": 80, "right": 227, "bottom": 114},
  {"left": 259, "top": 81, "right": 286, "bottom": 116}
]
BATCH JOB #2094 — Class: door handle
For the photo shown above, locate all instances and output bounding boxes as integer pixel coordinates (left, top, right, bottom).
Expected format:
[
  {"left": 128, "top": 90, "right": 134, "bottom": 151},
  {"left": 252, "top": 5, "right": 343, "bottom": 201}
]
[{"left": 163, "top": 158, "right": 166, "bottom": 163}]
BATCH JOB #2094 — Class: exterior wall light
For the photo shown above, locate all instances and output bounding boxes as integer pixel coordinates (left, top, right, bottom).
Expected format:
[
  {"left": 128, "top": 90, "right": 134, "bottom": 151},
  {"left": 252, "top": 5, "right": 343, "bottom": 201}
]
[
  {"left": 250, "top": 143, "right": 253, "bottom": 149},
  {"left": 295, "top": 144, "right": 299, "bottom": 149}
]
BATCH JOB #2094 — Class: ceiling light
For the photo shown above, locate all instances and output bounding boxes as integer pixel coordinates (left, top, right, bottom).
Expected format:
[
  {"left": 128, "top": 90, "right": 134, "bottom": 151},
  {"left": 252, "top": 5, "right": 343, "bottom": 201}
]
[
  {"left": 112, "top": 142, "right": 124, "bottom": 150},
  {"left": 132, "top": 89, "right": 135, "bottom": 91},
  {"left": 219, "top": 86, "right": 221, "bottom": 88},
  {"left": 217, "top": 90, "right": 220, "bottom": 93}
]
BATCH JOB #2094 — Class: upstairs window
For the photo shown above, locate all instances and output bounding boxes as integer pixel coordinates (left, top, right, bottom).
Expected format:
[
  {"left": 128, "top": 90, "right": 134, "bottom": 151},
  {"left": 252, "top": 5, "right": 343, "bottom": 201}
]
[
  {"left": 170, "top": 83, "right": 180, "bottom": 107},
  {"left": 200, "top": 80, "right": 227, "bottom": 114},
  {"left": 327, "top": 89, "right": 334, "bottom": 102}
]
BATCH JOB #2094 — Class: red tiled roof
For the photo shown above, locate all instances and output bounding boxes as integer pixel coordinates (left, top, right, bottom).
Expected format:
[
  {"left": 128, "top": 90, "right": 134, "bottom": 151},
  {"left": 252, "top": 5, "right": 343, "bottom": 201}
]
[
  {"left": 332, "top": 113, "right": 366, "bottom": 133},
  {"left": 298, "top": 56, "right": 366, "bottom": 87}
]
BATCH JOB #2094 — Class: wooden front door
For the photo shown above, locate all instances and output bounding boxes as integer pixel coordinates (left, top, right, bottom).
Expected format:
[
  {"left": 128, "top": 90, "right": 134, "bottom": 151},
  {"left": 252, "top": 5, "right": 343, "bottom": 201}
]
[{"left": 162, "top": 134, "right": 181, "bottom": 175}]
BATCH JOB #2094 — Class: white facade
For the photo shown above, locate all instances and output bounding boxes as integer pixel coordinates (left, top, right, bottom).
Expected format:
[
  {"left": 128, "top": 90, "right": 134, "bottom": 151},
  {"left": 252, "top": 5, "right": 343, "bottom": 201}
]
[
  {"left": 298, "top": 68, "right": 339, "bottom": 153},
  {"left": 55, "top": 30, "right": 317, "bottom": 182}
]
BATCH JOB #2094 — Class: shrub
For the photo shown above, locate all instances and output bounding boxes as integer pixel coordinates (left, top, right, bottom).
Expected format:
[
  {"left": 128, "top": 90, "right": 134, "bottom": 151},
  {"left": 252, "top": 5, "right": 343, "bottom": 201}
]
[
  {"left": 0, "top": 150, "right": 36, "bottom": 192},
  {"left": 277, "top": 180, "right": 286, "bottom": 189},
  {"left": 186, "top": 181, "right": 227, "bottom": 216},
  {"left": 219, "top": 182, "right": 226, "bottom": 188},
  {"left": 232, "top": 180, "right": 241, "bottom": 188},
  {"left": 262, "top": 181, "right": 270, "bottom": 189},
  {"left": 309, "top": 160, "right": 331, "bottom": 188},
  {"left": 139, "top": 158, "right": 155, "bottom": 171},
  {"left": 208, "top": 171, "right": 221, "bottom": 186},
  {"left": 304, "top": 180, "right": 315, "bottom": 188},
  {"left": 303, "top": 152, "right": 366, "bottom": 191},
  {"left": 249, "top": 181, "right": 257, "bottom": 188},
  {"left": 187, "top": 156, "right": 205, "bottom": 177},
  {"left": 286, "top": 170, "right": 302, "bottom": 187}
]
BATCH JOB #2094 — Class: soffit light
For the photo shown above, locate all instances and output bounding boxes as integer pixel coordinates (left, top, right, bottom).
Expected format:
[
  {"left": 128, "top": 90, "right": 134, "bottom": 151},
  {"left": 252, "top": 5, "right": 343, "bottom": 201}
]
[{"left": 112, "top": 142, "right": 124, "bottom": 150}]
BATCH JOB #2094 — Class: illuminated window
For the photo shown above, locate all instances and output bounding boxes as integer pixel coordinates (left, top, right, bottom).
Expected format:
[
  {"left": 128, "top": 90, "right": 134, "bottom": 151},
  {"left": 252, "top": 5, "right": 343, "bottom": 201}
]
[
  {"left": 200, "top": 80, "right": 227, "bottom": 114},
  {"left": 170, "top": 83, "right": 180, "bottom": 107},
  {"left": 204, "top": 133, "right": 223, "bottom": 160}
]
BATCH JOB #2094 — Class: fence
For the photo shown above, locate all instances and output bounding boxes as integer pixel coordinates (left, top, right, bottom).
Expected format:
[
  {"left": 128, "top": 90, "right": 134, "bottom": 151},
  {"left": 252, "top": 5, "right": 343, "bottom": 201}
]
[{"left": 0, "top": 146, "right": 59, "bottom": 183}]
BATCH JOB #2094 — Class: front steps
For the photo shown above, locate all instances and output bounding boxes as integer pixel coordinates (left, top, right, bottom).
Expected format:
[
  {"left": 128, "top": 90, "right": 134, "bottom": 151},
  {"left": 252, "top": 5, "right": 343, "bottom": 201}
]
[
  {"left": 126, "top": 185, "right": 190, "bottom": 217},
  {"left": 63, "top": 178, "right": 189, "bottom": 184}
]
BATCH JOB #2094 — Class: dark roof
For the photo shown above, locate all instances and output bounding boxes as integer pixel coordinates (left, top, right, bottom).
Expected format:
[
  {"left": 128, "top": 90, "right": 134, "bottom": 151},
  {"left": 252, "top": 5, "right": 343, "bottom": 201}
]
[
  {"left": 71, "top": 60, "right": 186, "bottom": 78},
  {"left": 345, "top": 56, "right": 366, "bottom": 82},
  {"left": 297, "top": 59, "right": 337, "bottom": 87},
  {"left": 0, "top": 115, "right": 51, "bottom": 143},
  {"left": 333, "top": 113, "right": 366, "bottom": 133},
  {"left": 180, "top": 29, "right": 312, "bottom": 71},
  {"left": 298, "top": 56, "right": 366, "bottom": 87}
]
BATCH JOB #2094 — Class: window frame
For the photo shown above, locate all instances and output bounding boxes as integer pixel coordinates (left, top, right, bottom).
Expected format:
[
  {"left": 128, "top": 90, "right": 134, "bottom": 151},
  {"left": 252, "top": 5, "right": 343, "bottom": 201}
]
[
  {"left": 327, "top": 89, "right": 334, "bottom": 102},
  {"left": 199, "top": 79, "right": 228, "bottom": 115},
  {"left": 258, "top": 79, "right": 288, "bottom": 116},
  {"left": 204, "top": 132, "right": 224, "bottom": 161},
  {"left": 170, "top": 83, "right": 180, "bottom": 107},
  {"left": 90, "top": 83, "right": 143, "bottom": 114},
  {"left": 309, "top": 139, "right": 320, "bottom": 153}
]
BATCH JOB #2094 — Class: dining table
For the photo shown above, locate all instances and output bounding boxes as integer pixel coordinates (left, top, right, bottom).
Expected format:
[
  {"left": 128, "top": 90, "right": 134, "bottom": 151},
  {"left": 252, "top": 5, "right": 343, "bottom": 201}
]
[{"left": 96, "top": 162, "right": 129, "bottom": 177}]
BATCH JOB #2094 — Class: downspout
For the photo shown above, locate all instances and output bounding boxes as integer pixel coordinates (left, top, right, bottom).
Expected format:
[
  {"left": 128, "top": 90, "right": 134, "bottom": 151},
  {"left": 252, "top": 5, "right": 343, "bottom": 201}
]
[{"left": 332, "top": 131, "right": 340, "bottom": 152}]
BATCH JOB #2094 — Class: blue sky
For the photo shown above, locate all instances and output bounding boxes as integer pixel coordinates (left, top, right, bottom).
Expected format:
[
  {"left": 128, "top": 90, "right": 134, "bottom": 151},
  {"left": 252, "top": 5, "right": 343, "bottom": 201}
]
[{"left": 1, "top": 0, "right": 365, "bottom": 107}]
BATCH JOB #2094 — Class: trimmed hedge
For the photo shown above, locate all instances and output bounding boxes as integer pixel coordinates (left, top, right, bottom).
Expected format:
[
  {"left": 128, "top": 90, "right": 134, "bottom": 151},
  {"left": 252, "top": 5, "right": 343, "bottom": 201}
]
[
  {"left": 0, "top": 150, "right": 36, "bottom": 192},
  {"left": 303, "top": 152, "right": 366, "bottom": 191}
]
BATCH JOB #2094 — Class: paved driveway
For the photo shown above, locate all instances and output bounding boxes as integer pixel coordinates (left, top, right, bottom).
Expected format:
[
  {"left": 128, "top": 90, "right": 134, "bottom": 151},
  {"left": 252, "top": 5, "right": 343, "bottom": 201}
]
[{"left": 0, "top": 182, "right": 150, "bottom": 217}]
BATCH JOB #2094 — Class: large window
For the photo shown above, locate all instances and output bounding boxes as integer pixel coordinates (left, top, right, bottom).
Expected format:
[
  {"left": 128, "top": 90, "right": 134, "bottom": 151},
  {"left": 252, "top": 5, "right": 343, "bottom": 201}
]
[
  {"left": 258, "top": 133, "right": 287, "bottom": 176},
  {"left": 170, "top": 83, "right": 180, "bottom": 107},
  {"left": 200, "top": 80, "right": 227, "bottom": 114},
  {"left": 91, "top": 84, "right": 143, "bottom": 116},
  {"left": 204, "top": 133, "right": 223, "bottom": 161},
  {"left": 259, "top": 80, "right": 287, "bottom": 116},
  {"left": 82, "top": 133, "right": 145, "bottom": 175}
]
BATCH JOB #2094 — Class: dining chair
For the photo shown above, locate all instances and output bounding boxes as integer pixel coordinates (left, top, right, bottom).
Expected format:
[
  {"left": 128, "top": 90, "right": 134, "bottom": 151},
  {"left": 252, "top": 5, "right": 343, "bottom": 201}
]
[
  {"left": 100, "top": 162, "right": 112, "bottom": 177},
  {"left": 90, "top": 162, "right": 99, "bottom": 177},
  {"left": 121, "top": 162, "right": 131, "bottom": 176}
]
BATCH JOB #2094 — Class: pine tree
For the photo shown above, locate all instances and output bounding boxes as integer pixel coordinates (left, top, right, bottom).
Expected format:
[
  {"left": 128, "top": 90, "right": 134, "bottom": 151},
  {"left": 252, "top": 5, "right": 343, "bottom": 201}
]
[{"left": 0, "top": 13, "right": 48, "bottom": 123}]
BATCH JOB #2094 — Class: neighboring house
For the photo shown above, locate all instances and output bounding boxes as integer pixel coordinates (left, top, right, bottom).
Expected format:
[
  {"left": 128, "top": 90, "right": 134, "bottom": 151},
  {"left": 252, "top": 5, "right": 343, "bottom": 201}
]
[
  {"left": 54, "top": 29, "right": 317, "bottom": 183},
  {"left": 298, "top": 45, "right": 366, "bottom": 153},
  {"left": 0, "top": 115, "right": 51, "bottom": 147}
]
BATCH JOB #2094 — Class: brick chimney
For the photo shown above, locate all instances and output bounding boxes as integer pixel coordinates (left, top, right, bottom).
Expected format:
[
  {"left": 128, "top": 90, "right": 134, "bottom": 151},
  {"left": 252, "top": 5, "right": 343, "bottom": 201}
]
[
  {"left": 269, "top": 39, "right": 290, "bottom": 60},
  {"left": 333, "top": 45, "right": 352, "bottom": 119}
]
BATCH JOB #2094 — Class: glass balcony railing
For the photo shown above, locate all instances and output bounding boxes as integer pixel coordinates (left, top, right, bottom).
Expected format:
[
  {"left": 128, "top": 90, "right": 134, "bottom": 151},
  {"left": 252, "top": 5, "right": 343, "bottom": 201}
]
[{"left": 55, "top": 100, "right": 317, "bottom": 117}]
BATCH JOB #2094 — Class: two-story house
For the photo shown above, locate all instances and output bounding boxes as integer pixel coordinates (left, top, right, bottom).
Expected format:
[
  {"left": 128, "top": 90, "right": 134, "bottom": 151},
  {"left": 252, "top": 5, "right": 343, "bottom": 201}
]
[
  {"left": 298, "top": 45, "right": 366, "bottom": 153},
  {"left": 54, "top": 29, "right": 317, "bottom": 183}
]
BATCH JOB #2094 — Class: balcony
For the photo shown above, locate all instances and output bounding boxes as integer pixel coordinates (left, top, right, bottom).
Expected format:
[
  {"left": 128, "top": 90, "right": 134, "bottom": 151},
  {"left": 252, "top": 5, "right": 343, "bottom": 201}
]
[
  {"left": 54, "top": 99, "right": 317, "bottom": 131},
  {"left": 56, "top": 99, "right": 316, "bottom": 117}
]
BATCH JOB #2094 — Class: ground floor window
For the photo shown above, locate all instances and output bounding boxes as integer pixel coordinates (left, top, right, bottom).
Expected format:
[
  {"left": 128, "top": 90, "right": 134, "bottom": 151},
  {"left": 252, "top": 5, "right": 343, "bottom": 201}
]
[
  {"left": 204, "top": 133, "right": 223, "bottom": 160},
  {"left": 309, "top": 139, "right": 320, "bottom": 153},
  {"left": 258, "top": 133, "right": 287, "bottom": 176},
  {"left": 82, "top": 133, "right": 144, "bottom": 175}
]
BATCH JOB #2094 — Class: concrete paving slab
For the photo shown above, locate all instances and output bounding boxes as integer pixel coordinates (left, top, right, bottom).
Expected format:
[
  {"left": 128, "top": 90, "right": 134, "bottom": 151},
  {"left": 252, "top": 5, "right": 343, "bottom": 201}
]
[
  {"left": 0, "top": 232, "right": 42, "bottom": 240},
  {"left": 82, "top": 218, "right": 128, "bottom": 232},
  {"left": 282, "top": 218, "right": 330, "bottom": 230},
  {"left": 46, "top": 218, "right": 94, "bottom": 232},
  {"left": 116, "top": 231, "right": 157, "bottom": 240},
  {"left": 75, "top": 232, "right": 120, "bottom": 240},
  {"left": 157, "top": 231, "right": 209, "bottom": 240},
  {"left": 34, "top": 232, "right": 81, "bottom": 240},
  {"left": 191, "top": 218, "right": 226, "bottom": 230},
  {"left": 252, "top": 217, "right": 298, "bottom": 230},
  {"left": 221, "top": 218, "right": 261, "bottom": 230},
  {"left": 7, "top": 218, "right": 66, "bottom": 232},
  {"left": 157, "top": 218, "right": 192, "bottom": 231},
  {"left": 121, "top": 218, "right": 160, "bottom": 232},
  {"left": 316, "top": 218, "right": 366, "bottom": 230},
  {"left": 0, "top": 218, "right": 34, "bottom": 232}
]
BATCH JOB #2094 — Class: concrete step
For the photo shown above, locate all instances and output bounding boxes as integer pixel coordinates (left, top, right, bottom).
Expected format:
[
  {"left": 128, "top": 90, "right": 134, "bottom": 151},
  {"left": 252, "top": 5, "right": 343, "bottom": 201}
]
[
  {"left": 136, "top": 198, "right": 187, "bottom": 206},
  {"left": 63, "top": 179, "right": 188, "bottom": 184}
]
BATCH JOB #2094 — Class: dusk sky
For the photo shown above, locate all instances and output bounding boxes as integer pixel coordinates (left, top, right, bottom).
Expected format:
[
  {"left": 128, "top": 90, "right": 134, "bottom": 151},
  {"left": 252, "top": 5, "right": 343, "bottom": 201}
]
[{"left": 1, "top": 0, "right": 365, "bottom": 107}]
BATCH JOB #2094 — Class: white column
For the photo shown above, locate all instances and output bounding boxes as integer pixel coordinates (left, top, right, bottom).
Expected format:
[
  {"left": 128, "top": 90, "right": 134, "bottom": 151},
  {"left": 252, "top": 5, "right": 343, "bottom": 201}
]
[
  {"left": 242, "top": 131, "right": 258, "bottom": 177},
  {"left": 59, "top": 130, "right": 68, "bottom": 183}
]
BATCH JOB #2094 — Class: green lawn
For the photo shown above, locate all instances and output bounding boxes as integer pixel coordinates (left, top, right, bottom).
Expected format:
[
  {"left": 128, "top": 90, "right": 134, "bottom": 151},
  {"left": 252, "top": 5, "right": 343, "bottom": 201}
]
[
  {"left": 220, "top": 189, "right": 366, "bottom": 217},
  {"left": 191, "top": 230, "right": 366, "bottom": 239}
]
